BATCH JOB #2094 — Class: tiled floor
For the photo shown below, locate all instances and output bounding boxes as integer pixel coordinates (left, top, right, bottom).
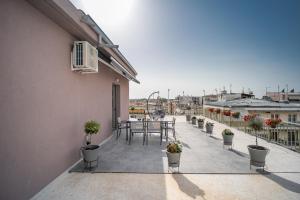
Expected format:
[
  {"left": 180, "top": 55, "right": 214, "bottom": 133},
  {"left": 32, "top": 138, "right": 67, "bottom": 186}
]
[{"left": 32, "top": 116, "right": 300, "bottom": 200}]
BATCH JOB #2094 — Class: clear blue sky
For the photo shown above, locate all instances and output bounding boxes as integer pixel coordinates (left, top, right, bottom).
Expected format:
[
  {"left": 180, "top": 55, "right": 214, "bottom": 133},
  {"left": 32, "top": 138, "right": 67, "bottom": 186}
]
[{"left": 72, "top": 0, "right": 300, "bottom": 99}]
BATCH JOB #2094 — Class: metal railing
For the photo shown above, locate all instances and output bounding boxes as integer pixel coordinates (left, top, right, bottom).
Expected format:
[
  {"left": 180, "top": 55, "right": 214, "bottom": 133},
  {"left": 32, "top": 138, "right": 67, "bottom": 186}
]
[{"left": 203, "top": 111, "right": 300, "bottom": 152}]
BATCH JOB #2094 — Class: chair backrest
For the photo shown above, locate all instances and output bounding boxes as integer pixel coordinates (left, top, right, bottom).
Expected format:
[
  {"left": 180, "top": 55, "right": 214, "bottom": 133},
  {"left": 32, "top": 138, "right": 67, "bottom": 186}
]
[
  {"left": 130, "top": 121, "right": 145, "bottom": 130},
  {"left": 117, "top": 117, "right": 121, "bottom": 123},
  {"left": 147, "top": 121, "right": 161, "bottom": 132}
]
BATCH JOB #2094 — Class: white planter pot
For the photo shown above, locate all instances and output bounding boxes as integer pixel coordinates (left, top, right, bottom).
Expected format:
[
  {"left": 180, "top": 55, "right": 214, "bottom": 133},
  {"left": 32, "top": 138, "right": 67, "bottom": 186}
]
[
  {"left": 166, "top": 152, "right": 181, "bottom": 168},
  {"left": 206, "top": 125, "right": 214, "bottom": 134},
  {"left": 191, "top": 118, "right": 197, "bottom": 125},
  {"left": 247, "top": 145, "right": 269, "bottom": 168},
  {"left": 81, "top": 145, "right": 100, "bottom": 168},
  {"left": 198, "top": 121, "right": 204, "bottom": 129},
  {"left": 222, "top": 134, "right": 234, "bottom": 145},
  {"left": 186, "top": 115, "right": 191, "bottom": 121}
]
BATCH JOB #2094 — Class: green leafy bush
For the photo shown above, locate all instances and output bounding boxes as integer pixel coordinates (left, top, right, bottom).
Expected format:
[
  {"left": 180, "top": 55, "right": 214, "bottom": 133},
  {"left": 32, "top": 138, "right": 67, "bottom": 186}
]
[
  {"left": 167, "top": 141, "right": 182, "bottom": 153},
  {"left": 222, "top": 129, "right": 234, "bottom": 136},
  {"left": 198, "top": 118, "right": 204, "bottom": 122},
  {"left": 248, "top": 118, "right": 263, "bottom": 131},
  {"left": 84, "top": 120, "right": 100, "bottom": 135}
]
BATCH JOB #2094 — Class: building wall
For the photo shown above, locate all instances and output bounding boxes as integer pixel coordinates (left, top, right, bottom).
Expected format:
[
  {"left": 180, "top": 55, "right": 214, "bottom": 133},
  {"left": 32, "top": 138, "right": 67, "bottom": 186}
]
[{"left": 0, "top": 1, "right": 129, "bottom": 199}]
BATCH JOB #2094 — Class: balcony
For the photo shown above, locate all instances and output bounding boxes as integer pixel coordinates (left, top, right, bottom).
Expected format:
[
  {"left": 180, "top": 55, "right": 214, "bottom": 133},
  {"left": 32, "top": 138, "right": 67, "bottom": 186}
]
[{"left": 32, "top": 116, "right": 300, "bottom": 200}]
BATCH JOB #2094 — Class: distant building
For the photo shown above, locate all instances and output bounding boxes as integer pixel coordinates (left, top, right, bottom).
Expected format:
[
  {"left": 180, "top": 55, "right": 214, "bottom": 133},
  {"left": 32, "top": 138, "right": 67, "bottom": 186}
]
[
  {"left": 218, "top": 90, "right": 255, "bottom": 101},
  {"left": 265, "top": 90, "right": 300, "bottom": 103},
  {"left": 204, "top": 99, "right": 300, "bottom": 123}
]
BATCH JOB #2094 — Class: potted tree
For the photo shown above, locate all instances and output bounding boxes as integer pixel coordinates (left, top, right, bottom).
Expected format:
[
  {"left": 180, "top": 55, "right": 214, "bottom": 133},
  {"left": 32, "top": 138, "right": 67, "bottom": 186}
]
[
  {"left": 197, "top": 118, "right": 205, "bottom": 129},
  {"left": 81, "top": 120, "right": 101, "bottom": 170},
  {"left": 247, "top": 117, "right": 269, "bottom": 169},
  {"left": 205, "top": 122, "right": 214, "bottom": 134},
  {"left": 186, "top": 106, "right": 191, "bottom": 122},
  {"left": 166, "top": 140, "right": 183, "bottom": 172},
  {"left": 191, "top": 116, "right": 197, "bottom": 125},
  {"left": 222, "top": 129, "right": 234, "bottom": 147}
]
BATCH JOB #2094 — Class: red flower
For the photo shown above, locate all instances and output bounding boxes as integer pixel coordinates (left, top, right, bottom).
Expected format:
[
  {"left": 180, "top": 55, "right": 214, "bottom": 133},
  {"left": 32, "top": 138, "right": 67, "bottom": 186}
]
[
  {"left": 265, "top": 118, "right": 281, "bottom": 128},
  {"left": 223, "top": 110, "right": 231, "bottom": 116},
  {"left": 243, "top": 114, "right": 257, "bottom": 122},
  {"left": 208, "top": 108, "right": 215, "bottom": 113}
]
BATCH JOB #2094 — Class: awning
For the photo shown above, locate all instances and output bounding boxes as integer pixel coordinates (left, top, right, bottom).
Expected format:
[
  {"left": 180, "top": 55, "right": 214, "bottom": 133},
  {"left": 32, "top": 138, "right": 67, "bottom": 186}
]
[{"left": 98, "top": 57, "right": 140, "bottom": 84}]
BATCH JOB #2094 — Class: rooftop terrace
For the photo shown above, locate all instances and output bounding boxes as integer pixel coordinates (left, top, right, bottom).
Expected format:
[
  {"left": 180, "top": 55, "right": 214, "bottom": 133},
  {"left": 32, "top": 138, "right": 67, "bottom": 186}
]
[{"left": 32, "top": 116, "right": 300, "bottom": 200}]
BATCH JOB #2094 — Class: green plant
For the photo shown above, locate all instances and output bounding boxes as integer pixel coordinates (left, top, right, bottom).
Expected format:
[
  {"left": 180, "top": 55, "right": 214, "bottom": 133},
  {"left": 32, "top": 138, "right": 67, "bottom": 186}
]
[
  {"left": 85, "top": 120, "right": 100, "bottom": 134},
  {"left": 222, "top": 129, "right": 234, "bottom": 136},
  {"left": 231, "top": 112, "right": 240, "bottom": 119},
  {"left": 248, "top": 117, "right": 263, "bottom": 145},
  {"left": 130, "top": 107, "right": 135, "bottom": 111},
  {"left": 167, "top": 141, "right": 182, "bottom": 153},
  {"left": 198, "top": 118, "right": 204, "bottom": 122},
  {"left": 84, "top": 120, "right": 100, "bottom": 145},
  {"left": 206, "top": 122, "right": 214, "bottom": 126}
]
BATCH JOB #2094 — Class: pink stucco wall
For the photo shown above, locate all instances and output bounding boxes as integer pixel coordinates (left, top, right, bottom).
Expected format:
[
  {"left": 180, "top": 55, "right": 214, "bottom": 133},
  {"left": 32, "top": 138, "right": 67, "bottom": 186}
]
[{"left": 0, "top": 0, "right": 129, "bottom": 199}]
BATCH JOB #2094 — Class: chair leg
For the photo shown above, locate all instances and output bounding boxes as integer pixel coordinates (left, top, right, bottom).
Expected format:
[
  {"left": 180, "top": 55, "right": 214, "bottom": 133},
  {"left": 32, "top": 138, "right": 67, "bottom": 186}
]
[
  {"left": 116, "top": 128, "right": 120, "bottom": 140},
  {"left": 129, "top": 131, "right": 132, "bottom": 145}
]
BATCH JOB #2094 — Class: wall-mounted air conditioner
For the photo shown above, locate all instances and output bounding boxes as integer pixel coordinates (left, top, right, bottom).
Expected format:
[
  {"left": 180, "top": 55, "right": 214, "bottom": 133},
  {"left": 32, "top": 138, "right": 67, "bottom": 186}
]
[{"left": 72, "top": 41, "right": 98, "bottom": 73}]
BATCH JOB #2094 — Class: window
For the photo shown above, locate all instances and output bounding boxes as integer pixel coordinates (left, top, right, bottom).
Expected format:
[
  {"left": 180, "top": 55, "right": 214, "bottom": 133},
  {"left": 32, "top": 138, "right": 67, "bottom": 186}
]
[
  {"left": 288, "top": 114, "right": 297, "bottom": 123},
  {"left": 271, "top": 113, "right": 279, "bottom": 119}
]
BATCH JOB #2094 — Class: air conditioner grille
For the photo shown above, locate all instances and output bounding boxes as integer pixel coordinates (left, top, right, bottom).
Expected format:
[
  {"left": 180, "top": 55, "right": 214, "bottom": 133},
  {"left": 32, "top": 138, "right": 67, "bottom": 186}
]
[{"left": 75, "top": 43, "right": 83, "bottom": 66}]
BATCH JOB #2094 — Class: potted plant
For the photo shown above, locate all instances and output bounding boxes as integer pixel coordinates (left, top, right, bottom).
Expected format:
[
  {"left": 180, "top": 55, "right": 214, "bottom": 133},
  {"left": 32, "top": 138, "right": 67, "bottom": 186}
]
[
  {"left": 247, "top": 117, "right": 269, "bottom": 169},
  {"left": 198, "top": 118, "right": 204, "bottom": 129},
  {"left": 223, "top": 110, "right": 231, "bottom": 117},
  {"left": 265, "top": 118, "right": 281, "bottom": 128},
  {"left": 231, "top": 112, "right": 240, "bottom": 119},
  {"left": 166, "top": 141, "right": 183, "bottom": 171},
  {"left": 222, "top": 129, "right": 234, "bottom": 147},
  {"left": 205, "top": 122, "right": 214, "bottom": 134},
  {"left": 186, "top": 106, "right": 191, "bottom": 122},
  {"left": 81, "top": 120, "right": 101, "bottom": 170},
  {"left": 191, "top": 116, "right": 197, "bottom": 125}
]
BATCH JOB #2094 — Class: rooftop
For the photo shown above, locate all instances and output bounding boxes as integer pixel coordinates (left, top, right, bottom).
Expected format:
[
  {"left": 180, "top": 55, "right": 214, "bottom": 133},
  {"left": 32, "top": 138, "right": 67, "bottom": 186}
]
[
  {"left": 205, "top": 98, "right": 300, "bottom": 109},
  {"left": 32, "top": 116, "right": 300, "bottom": 200}
]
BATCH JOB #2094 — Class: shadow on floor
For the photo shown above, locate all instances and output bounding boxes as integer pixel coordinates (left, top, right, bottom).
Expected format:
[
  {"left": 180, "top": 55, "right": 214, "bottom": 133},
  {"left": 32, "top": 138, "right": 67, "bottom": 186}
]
[
  {"left": 181, "top": 141, "right": 191, "bottom": 149},
  {"left": 258, "top": 170, "right": 300, "bottom": 193},
  {"left": 228, "top": 149, "right": 249, "bottom": 158},
  {"left": 172, "top": 174, "right": 206, "bottom": 199},
  {"left": 209, "top": 136, "right": 222, "bottom": 141}
]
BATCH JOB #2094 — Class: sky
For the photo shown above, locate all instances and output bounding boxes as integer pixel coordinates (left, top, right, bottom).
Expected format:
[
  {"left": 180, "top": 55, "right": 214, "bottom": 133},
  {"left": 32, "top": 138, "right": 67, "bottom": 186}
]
[{"left": 71, "top": 0, "right": 300, "bottom": 99}]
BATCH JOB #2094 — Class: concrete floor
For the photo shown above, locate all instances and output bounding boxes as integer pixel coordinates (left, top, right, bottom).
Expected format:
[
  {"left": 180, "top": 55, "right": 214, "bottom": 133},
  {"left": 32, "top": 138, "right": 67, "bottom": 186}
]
[{"left": 32, "top": 116, "right": 300, "bottom": 200}]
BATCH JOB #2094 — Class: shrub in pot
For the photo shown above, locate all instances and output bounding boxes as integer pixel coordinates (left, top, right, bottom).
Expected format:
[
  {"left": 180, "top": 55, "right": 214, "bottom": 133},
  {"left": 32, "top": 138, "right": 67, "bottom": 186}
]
[
  {"left": 205, "top": 122, "right": 214, "bottom": 134},
  {"left": 231, "top": 112, "right": 240, "bottom": 119},
  {"left": 265, "top": 118, "right": 281, "bottom": 128},
  {"left": 223, "top": 110, "right": 231, "bottom": 117},
  {"left": 247, "top": 117, "right": 269, "bottom": 169},
  {"left": 191, "top": 116, "right": 197, "bottom": 125},
  {"left": 198, "top": 118, "right": 204, "bottom": 129},
  {"left": 166, "top": 141, "right": 182, "bottom": 171},
  {"left": 222, "top": 129, "right": 234, "bottom": 147},
  {"left": 82, "top": 120, "right": 101, "bottom": 169}
]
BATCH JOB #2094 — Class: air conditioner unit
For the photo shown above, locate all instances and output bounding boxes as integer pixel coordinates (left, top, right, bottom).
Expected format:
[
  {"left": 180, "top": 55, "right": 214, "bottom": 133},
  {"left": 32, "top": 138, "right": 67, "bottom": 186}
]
[{"left": 72, "top": 41, "right": 98, "bottom": 73}]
